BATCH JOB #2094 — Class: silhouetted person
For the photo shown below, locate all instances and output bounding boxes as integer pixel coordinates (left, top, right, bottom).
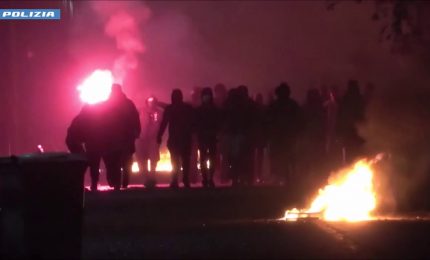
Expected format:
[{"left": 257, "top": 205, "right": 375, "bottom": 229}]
[
  {"left": 196, "top": 87, "right": 221, "bottom": 188},
  {"left": 104, "top": 84, "right": 141, "bottom": 190},
  {"left": 323, "top": 85, "right": 339, "bottom": 155},
  {"left": 302, "top": 88, "right": 326, "bottom": 188},
  {"left": 214, "top": 83, "right": 228, "bottom": 108},
  {"left": 337, "top": 80, "right": 365, "bottom": 164},
  {"left": 137, "top": 96, "right": 163, "bottom": 187},
  {"left": 189, "top": 87, "right": 202, "bottom": 184},
  {"left": 213, "top": 83, "right": 229, "bottom": 184},
  {"left": 66, "top": 112, "right": 86, "bottom": 154},
  {"left": 66, "top": 103, "right": 111, "bottom": 191},
  {"left": 303, "top": 88, "right": 325, "bottom": 153},
  {"left": 157, "top": 89, "right": 195, "bottom": 188},
  {"left": 221, "top": 88, "right": 238, "bottom": 184},
  {"left": 224, "top": 86, "right": 257, "bottom": 186},
  {"left": 254, "top": 93, "right": 267, "bottom": 183},
  {"left": 267, "top": 83, "right": 302, "bottom": 186}
]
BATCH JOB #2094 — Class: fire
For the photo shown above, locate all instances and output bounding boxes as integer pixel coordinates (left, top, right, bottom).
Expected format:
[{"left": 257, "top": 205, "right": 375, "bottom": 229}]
[
  {"left": 156, "top": 150, "right": 173, "bottom": 172},
  {"left": 135, "top": 149, "right": 210, "bottom": 173},
  {"left": 147, "top": 159, "right": 151, "bottom": 172},
  {"left": 131, "top": 161, "right": 140, "bottom": 173},
  {"left": 284, "top": 158, "right": 379, "bottom": 222},
  {"left": 77, "top": 69, "right": 114, "bottom": 104}
]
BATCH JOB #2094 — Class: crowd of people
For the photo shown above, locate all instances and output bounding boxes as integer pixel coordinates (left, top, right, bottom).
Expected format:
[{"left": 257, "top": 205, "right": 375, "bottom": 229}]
[{"left": 66, "top": 80, "right": 373, "bottom": 191}]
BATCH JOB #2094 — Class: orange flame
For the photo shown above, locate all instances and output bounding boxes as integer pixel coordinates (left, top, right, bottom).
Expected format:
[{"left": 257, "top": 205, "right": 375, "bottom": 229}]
[
  {"left": 137, "top": 149, "right": 210, "bottom": 173},
  {"left": 156, "top": 150, "right": 172, "bottom": 172},
  {"left": 131, "top": 161, "right": 140, "bottom": 173},
  {"left": 284, "top": 157, "right": 380, "bottom": 222}
]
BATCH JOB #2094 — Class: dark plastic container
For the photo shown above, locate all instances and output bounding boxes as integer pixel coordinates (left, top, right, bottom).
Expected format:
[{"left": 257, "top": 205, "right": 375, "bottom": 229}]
[{"left": 0, "top": 152, "right": 87, "bottom": 259}]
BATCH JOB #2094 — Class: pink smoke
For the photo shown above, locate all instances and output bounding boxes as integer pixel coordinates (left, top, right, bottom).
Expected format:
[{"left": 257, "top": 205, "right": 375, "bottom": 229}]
[{"left": 90, "top": 1, "right": 150, "bottom": 83}]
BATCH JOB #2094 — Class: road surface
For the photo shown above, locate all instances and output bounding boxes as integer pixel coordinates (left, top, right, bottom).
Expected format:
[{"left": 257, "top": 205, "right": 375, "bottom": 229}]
[{"left": 82, "top": 187, "right": 430, "bottom": 259}]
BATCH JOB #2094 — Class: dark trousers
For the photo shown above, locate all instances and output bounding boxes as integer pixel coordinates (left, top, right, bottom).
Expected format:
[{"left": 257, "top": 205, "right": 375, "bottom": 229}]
[
  {"left": 269, "top": 141, "right": 296, "bottom": 184},
  {"left": 199, "top": 142, "right": 217, "bottom": 185},
  {"left": 104, "top": 151, "right": 134, "bottom": 189},
  {"left": 255, "top": 147, "right": 264, "bottom": 182},
  {"left": 104, "top": 151, "right": 122, "bottom": 189},
  {"left": 238, "top": 144, "right": 254, "bottom": 185},
  {"left": 87, "top": 152, "right": 102, "bottom": 188},
  {"left": 228, "top": 135, "right": 254, "bottom": 186},
  {"left": 121, "top": 152, "right": 133, "bottom": 187},
  {"left": 168, "top": 145, "right": 191, "bottom": 186},
  {"left": 87, "top": 150, "right": 133, "bottom": 189}
]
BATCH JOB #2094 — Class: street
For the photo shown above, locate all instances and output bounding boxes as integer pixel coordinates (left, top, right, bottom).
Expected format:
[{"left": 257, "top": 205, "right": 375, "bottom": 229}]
[{"left": 82, "top": 187, "right": 430, "bottom": 259}]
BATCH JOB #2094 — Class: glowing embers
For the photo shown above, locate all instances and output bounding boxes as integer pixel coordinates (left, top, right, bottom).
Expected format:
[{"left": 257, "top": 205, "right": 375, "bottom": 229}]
[
  {"left": 77, "top": 70, "right": 114, "bottom": 104},
  {"left": 284, "top": 158, "right": 378, "bottom": 222}
]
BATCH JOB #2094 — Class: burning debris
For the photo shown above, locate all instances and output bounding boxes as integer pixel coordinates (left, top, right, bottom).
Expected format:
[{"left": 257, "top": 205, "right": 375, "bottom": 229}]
[{"left": 283, "top": 154, "right": 384, "bottom": 222}]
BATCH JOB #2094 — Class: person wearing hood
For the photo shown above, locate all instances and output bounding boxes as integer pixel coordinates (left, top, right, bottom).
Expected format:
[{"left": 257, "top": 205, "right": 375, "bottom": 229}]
[
  {"left": 195, "top": 87, "right": 221, "bottom": 188},
  {"left": 157, "top": 89, "right": 195, "bottom": 188},
  {"left": 104, "top": 84, "right": 141, "bottom": 190}
]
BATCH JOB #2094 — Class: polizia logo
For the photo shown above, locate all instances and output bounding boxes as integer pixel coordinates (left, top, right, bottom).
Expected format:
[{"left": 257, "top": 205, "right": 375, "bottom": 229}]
[{"left": 0, "top": 9, "right": 61, "bottom": 20}]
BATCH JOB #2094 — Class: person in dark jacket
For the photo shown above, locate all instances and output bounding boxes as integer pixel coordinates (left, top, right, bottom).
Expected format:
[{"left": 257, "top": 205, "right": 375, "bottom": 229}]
[
  {"left": 157, "top": 89, "right": 195, "bottom": 188},
  {"left": 301, "top": 88, "right": 326, "bottom": 189},
  {"left": 66, "top": 102, "right": 111, "bottom": 191},
  {"left": 224, "top": 86, "right": 257, "bottom": 186},
  {"left": 195, "top": 87, "right": 221, "bottom": 188},
  {"left": 254, "top": 93, "right": 267, "bottom": 184},
  {"left": 66, "top": 84, "right": 140, "bottom": 191},
  {"left": 66, "top": 112, "right": 86, "bottom": 154},
  {"left": 267, "top": 82, "right": 302, "bottom": 186},
  {"left": 337, "top": 80, "right": 366, "bottom": 164},
  {"left": 189, "top": 87, "right": 202, "bottom": 184},
  {"left": 104, "top": 84, "right": 141, "bottom": 190},
  {"left": 213, "top": 83, "right": 229, "bottom": 184}
]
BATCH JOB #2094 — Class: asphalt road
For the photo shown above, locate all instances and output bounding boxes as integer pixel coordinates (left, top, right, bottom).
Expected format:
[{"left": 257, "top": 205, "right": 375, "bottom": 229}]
[{"left": 82, "top": 187, "right": 430, "bottom": 259}]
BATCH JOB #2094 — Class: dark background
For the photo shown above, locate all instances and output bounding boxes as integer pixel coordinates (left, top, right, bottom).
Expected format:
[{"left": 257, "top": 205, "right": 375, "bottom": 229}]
[{"left": 1, "top": 1, "right": 430, "bottom": 211}]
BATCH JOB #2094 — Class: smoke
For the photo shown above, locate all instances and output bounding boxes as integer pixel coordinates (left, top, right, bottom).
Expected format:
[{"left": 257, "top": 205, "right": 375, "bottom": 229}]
[
  {"left": 359, "top": 35, "right": 430, "bottom": 212},
  {"left": 63, "top": 1, "right": 430, "bottom": 206},
  {"left": 362, "top": 76, "right": 430, "bottom": 212},
  {"left": 90, "top": 1, "right": 150, "bottom": 83}
]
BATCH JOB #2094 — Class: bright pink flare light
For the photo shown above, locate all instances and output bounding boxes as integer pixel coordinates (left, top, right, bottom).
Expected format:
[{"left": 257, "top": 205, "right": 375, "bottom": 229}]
[{"left": 77, "top": 70, "right": 114, "bottom": 104}]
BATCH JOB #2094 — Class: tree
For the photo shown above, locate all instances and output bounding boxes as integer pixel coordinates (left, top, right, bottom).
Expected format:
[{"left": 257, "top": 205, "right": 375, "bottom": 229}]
[{"left": 326, "top": 0, "right": 430, "bottom": 55}]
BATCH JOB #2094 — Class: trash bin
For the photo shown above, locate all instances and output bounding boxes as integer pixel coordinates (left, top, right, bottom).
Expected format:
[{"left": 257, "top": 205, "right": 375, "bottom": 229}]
[{"left": 0, "top": 152, "right": 87, "bottom": 259}]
